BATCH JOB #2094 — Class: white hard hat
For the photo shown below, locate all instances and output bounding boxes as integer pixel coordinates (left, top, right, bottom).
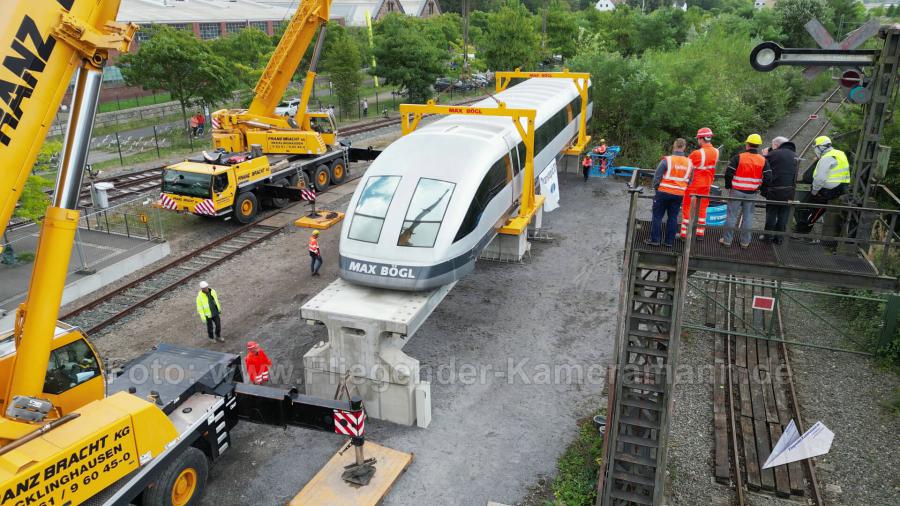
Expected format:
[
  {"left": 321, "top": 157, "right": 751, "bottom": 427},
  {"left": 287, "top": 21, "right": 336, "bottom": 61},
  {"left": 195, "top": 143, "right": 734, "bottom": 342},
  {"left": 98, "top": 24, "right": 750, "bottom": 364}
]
[{"left": 199, "top": 281, "right": 209, "bottom": 289}]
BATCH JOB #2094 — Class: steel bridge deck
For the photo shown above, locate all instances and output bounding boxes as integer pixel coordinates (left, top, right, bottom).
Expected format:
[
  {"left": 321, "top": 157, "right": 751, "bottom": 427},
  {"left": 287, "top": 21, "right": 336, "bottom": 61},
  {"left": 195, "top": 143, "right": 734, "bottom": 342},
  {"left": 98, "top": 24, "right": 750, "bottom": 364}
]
[{"left": 632, "top": 220, "right": 895, "bottom": 291}]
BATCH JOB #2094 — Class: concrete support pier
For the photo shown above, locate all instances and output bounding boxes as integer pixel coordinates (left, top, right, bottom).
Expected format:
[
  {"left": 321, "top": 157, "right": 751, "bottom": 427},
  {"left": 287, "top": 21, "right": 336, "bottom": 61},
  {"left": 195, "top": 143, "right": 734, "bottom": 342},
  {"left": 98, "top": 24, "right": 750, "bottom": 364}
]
[
  {"left": 301, "top": 278, "right": 455, "bottom": 427},
  {"left": 480, "top": 207, "right": 544, "bottom": 262}
]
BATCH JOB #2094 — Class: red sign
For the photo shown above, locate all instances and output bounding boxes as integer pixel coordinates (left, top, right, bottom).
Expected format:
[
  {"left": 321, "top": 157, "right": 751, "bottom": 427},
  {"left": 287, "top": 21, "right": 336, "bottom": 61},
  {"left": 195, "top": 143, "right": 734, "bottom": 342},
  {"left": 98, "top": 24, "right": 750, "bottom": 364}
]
[
  {"left": 752, "top": 295, "right": 775, "bottom": 311},
  {"left": 809, "top": 114, "right": 818, "bottom": 120}
]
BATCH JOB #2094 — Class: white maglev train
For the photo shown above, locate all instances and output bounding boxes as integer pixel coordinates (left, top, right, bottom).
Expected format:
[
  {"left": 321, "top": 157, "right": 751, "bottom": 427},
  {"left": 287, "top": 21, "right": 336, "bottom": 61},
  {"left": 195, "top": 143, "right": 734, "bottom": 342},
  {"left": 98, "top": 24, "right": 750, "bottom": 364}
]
[{"left": 339, "top": 78, "right": 593, "bottom": 290}]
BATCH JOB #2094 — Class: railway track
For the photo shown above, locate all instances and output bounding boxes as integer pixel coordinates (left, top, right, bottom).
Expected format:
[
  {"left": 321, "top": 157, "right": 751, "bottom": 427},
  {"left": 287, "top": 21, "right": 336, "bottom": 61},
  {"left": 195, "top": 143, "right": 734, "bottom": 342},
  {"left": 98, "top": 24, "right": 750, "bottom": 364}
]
[
  {"left": 61, "top": 223, "right": 283, "bottom": 334},
  {"left": 703, "top": 275, "right": 824, "bottom": 506}
]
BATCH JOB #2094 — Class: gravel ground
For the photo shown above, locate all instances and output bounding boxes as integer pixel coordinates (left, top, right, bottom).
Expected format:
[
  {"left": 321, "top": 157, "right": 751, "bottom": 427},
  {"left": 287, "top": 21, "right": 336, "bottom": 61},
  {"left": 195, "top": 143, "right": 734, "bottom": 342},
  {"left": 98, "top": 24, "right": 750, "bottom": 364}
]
[
  {"left": 70, "top": 166, "right": 627, "bottom": 504},
  {"left": 783, "top": 293, "right": 900, "bottom": 506}
]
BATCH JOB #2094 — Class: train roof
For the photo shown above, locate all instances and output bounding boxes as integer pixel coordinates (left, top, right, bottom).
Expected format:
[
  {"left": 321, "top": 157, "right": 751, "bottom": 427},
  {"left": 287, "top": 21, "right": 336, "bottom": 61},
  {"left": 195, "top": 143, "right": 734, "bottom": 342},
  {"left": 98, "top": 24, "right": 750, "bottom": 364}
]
[{"left": 365, "top": 78, "right": 588, "bottom": 183}]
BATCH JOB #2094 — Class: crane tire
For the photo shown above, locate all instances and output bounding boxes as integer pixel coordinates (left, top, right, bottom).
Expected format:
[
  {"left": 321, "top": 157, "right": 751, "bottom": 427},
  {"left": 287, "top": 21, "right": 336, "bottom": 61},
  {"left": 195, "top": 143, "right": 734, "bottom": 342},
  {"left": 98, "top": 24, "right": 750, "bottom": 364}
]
[
  {"left": 330, "top": 159, "right": 347, "bottom": 185},
  {"left": 268, "top": 178, "right": 290, "bottom": 209},
  {"left": 313, "top": 164, "right": 330, "bottom": 191},
  {"left": 233, "top": 192, "right": 259, "bottom": 224},
  {"left": 142, "top": 447, "right": 208, "bottom": 506}
]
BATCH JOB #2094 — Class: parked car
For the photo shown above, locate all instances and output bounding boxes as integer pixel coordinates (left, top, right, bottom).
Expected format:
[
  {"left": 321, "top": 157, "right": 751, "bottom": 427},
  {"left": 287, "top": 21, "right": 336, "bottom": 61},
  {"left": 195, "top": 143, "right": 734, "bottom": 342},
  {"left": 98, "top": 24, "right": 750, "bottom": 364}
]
[
  {"left": 274, "top": 98, "right": 301, "bottom": 116},
  {"left": 434, "top": 77, "right": 452, "bottom": 92}
]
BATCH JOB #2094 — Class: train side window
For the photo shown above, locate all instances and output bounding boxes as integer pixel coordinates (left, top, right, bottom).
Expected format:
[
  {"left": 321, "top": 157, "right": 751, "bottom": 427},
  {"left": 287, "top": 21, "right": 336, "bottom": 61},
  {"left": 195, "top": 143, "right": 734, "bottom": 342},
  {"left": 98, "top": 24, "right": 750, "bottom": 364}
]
[
  {"left": 517, "top": 143, "right": 526, "bottom": 171},
  {"left": 43, "top": 339, "right": 101, "bottom": 395},
  {"left": 398, "top": 178, "right": 456, "bottom": 248},
  {"left": 453, "top": 156, "right": 507, "bottom": 242},
  {"left": 348, "top": 175, "right": 402, "bottom": 243}
]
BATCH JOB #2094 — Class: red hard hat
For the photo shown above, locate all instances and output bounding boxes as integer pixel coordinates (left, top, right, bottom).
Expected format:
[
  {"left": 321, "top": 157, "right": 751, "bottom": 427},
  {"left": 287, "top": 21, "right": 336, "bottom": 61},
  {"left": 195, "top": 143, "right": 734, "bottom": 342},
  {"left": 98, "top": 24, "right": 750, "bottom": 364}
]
[
  {"left": 696, "top": 127, "right": 714, "bottom": 138},
  {"left": 247, "top": 341, "right": 259, "bottom": 350}
]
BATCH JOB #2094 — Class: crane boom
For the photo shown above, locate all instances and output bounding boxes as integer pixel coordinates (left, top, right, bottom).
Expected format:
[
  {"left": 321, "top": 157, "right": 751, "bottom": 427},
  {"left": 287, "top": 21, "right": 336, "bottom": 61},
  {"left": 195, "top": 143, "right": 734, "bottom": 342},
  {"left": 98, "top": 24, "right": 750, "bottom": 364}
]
[
  {"left": 247, "top": 0, "right": 330, "bottom": 117},
  {"left": 0, "top": 0, "right": 132, "bottom": 241}
]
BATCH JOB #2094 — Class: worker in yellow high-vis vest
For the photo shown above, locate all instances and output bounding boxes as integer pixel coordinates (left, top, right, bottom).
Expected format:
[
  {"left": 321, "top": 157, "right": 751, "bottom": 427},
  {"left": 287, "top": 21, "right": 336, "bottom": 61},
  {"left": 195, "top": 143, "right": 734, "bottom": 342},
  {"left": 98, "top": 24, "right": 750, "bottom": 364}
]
[
  {"left": 196, "top": 280, "right": 224, "bottom": 342},
  {"left": 794, "top": 136, "right": 850, "bottom": 235}
]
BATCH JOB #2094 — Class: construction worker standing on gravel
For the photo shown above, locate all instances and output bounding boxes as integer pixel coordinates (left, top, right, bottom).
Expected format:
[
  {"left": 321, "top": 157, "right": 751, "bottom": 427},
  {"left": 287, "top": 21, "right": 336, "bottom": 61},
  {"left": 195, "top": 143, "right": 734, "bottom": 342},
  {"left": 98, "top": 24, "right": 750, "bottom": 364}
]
[
  {"left": 680, "top": 127, "right": 718, "bottom": 240},
  {"left": 309, "top": 230, "right": 323, "bottom": 276},
  {"left": 196, "top": 281, "right": 224, "bottom": 342}
]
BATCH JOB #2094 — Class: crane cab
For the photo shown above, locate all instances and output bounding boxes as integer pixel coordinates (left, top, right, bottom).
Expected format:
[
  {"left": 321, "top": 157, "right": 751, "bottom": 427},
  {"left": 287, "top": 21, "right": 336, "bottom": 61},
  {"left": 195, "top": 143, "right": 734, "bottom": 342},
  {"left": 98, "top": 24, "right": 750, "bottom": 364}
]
[{"left": 0, "top": 323, "right": 105, "bottom": 424}]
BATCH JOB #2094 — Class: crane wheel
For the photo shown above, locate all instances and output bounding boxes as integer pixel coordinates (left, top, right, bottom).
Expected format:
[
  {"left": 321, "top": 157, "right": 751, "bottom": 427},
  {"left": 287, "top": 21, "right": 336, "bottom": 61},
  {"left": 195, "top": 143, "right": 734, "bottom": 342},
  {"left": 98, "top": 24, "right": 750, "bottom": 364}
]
[
  {"left": 314, "top": 164, "right": 330, "bottom": 191},
  {"left": 233, "top": 192, "right": 259, "bottom": 224},
  {"left": 268, "top": 178, "right": 290, "bottom": 209},
  {"left": 143, "top": 447, "right": 208, "bottom": 506},
  {"left": 330, "top": 160, "right": 347, "bottom": 184}
]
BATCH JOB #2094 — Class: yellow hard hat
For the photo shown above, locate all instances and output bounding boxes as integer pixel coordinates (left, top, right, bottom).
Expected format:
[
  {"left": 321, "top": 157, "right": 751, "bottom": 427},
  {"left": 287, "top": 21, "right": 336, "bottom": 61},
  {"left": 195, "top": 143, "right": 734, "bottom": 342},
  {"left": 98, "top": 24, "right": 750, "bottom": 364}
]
[
  {"left": 312, "top": 230, "right": 320, "bottom": 236},
  {"left": 600, "top": 138, "right": 606, "bottom": 143},
  {"left": 745, "top": 133, "right": 762, "bottom": 145},
  {"left": 814, "top": 136, "right": 832, "bottom": 147}
]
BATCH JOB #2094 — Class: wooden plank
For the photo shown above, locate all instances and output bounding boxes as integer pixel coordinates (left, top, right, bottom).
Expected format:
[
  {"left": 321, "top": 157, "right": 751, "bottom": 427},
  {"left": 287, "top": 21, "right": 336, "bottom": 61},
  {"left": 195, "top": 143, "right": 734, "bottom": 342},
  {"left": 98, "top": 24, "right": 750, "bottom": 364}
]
[
  {"left": 735, "top": 335, "right": 747, "bottom": 368},
  {"left": 768, "top": 423, "right": 792, "bottom": 497},
  {"left": 290, "top": 442, "right": 413, "bottom": 506},
  {"left": 740, "top": 415, "right": 761, "bottom": 490},
  {"left": 754, "top": 419, "right": 776, "bottom": 490},
  {"left": 738, "top": 368, "right": 753, "bottom": 418},
  {"left": 758, "top": 339, "right": 780, "bottom": 423},
  {"left": 747, "top": 340, "right": 766, "bottom": 421},
  {"left": 714, "top": 337, "right": 729, "bottom": 482}
]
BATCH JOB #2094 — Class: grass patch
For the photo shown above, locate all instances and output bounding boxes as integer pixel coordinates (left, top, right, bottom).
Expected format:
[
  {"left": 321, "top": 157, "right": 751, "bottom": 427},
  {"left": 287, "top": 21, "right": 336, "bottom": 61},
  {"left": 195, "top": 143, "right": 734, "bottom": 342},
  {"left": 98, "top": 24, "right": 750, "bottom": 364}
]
[
  {"left": 97, "top": 92, "right": 172, "bottom": 113},
  {"left": 91, "top": 145, "right": 196, "bottom": 171},
  {"left": 548, "top": 412, "right": 605, "bottom": 505},
  {"left": 15, "top": 252, "right": 35, "bottom": 263}
]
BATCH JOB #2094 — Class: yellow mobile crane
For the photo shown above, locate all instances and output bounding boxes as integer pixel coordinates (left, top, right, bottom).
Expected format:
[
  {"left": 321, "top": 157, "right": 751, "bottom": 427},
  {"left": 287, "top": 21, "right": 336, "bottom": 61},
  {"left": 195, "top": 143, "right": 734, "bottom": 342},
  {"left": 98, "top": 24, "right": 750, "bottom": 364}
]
[
  {"left": 158, "top": 0, "right": 379, "bottom": 223},
  {"left": 0, "top": 0, "right": 376, "bottom": 504}
]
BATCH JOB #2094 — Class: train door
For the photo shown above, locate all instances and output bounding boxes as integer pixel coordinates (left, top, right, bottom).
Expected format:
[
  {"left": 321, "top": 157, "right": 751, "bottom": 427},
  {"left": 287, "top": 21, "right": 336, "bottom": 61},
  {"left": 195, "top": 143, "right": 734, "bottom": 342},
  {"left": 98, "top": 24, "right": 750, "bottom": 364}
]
[{"left": 505, "top": 134, "right": 523, "bottom": 208}]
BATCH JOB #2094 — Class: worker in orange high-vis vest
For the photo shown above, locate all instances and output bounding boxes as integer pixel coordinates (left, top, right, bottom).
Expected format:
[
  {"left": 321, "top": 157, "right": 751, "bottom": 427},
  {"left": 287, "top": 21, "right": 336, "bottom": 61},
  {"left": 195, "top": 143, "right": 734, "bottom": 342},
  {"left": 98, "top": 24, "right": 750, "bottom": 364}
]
[
  {"left": 582, "top": 155, "right": 592, "bottom": 182},
  {"left": 680, "top": 127, "right": 719, "bottom": 239},
  {"left": 646, "top": 138, "right": 694, "bottom": 247},
  {"left": 721, "top": 134, "right": 772, "bottom": 248},
  {"left": 309, "top": 229, "right": 323, "bottom": 276}
]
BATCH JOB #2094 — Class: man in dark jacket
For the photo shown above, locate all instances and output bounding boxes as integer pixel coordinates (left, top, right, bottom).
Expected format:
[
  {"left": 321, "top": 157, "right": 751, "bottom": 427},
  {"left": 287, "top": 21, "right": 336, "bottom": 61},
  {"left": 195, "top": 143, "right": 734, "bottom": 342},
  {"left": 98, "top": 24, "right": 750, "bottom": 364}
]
[{"left": 761, "top": 136, "right": 797, "bottom": 244}]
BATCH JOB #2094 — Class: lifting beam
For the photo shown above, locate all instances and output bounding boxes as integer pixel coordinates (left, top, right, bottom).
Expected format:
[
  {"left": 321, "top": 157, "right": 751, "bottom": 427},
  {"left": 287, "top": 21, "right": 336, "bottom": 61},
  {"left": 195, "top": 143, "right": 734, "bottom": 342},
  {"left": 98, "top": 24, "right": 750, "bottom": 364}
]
[
  {"left": 494, "top": 68, "right": 592, "bottom": 155},
  {"left": 399, "top": 100, "right": 543, "bottom": 235}
]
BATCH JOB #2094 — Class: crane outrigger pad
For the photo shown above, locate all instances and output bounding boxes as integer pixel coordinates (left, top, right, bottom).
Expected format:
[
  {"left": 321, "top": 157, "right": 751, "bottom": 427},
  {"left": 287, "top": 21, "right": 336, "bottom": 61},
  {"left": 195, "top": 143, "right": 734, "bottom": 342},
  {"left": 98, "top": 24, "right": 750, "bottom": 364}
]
[
  {"left": 294, "top": 210, "right": 345, "bottom": 230},
  {"left": 290, "top": 442, "right": 412, "bottom": 505}
]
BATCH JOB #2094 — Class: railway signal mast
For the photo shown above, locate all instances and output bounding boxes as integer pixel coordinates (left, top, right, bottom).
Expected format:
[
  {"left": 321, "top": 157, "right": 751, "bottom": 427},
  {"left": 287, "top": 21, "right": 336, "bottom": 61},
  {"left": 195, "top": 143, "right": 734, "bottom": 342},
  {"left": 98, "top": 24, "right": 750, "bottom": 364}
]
[{"left": 750, "top": 19, "right": 900, "bottom": 239}]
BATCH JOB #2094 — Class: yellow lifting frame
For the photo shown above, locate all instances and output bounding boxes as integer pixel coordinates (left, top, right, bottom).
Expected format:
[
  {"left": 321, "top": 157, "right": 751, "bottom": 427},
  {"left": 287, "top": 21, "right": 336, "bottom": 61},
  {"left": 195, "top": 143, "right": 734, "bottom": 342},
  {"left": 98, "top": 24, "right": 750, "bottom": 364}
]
[
  {"left": 494, "top": 68, "right": 592, "bottom": 155},
  {"left": 400, "top": 100, "right": 544, "bottom": 235}
]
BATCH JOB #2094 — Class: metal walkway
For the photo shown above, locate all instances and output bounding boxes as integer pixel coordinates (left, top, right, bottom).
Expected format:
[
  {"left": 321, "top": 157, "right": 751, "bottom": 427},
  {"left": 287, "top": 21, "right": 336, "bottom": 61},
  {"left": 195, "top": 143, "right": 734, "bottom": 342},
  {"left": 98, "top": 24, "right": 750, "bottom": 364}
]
[
  {"left": 632, "top": 218, "right": 896, "bottom": 291},
  {"left": 598, "top": 182, "right": 900, "bottom": 505}
]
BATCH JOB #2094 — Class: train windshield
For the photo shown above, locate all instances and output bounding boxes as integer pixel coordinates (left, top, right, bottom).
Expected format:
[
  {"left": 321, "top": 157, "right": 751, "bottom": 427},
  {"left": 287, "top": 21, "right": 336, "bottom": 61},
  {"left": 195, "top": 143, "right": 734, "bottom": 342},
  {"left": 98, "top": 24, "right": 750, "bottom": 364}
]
[
  {"left": 349, "top": 175, "right": 401, "bottom": 243},
  {"left": 162, "top": 170, "right": 211, "bottom": 198},
  {"left": 398, "top": 178, "right": 455, "bottom": 248}
]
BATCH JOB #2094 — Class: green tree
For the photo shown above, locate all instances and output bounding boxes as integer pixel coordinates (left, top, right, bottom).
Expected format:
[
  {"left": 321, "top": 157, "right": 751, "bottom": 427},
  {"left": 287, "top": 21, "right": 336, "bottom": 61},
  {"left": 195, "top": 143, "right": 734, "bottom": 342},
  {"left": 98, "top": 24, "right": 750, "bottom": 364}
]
[
  {"left": 481, "top": 1, "right": 541, "bottom": 70},
  {"left": 544, "top": 1, "right": 578, "bottom": 59},
  {"left": 209, "top": 27, "right": 274, "bottom": 87},
  {"left": 372, "top": 14, "right": 446, "bottom": 102},
  {"left": 120, "top": 25, "right": 239, "bottom": 128},
  {"left": 774, "top": 0, "right": 832, "bottom": 47},
  {"left": 15, "top": 176, "right": 53, "bottom": 224},
  {"left": 322, "top": 30, "right": 364, "bottom": 111}
]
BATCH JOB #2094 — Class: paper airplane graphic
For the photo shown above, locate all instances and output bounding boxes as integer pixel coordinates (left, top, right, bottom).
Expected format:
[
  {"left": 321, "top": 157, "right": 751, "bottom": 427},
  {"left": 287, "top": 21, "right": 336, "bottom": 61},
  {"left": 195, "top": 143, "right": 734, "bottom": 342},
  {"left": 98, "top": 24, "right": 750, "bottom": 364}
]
[{"left": 762, "top": 420, "right": 834, "bottom": 469}]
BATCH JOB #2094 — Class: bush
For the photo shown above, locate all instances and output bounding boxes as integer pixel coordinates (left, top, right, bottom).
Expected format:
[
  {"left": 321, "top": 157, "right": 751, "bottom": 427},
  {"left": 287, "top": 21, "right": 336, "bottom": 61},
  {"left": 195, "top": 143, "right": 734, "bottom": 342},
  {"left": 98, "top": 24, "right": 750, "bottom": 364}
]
[{"left": 569, "top": 20, "right": 806, "bottom": 167}]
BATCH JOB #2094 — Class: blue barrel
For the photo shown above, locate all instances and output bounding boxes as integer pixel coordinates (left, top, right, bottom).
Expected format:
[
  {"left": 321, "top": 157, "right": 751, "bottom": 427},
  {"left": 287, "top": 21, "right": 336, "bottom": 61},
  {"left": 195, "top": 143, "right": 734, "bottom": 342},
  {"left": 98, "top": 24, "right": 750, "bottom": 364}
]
[{"left": 706, "top": 204, "right": 727, "bottom": 226}]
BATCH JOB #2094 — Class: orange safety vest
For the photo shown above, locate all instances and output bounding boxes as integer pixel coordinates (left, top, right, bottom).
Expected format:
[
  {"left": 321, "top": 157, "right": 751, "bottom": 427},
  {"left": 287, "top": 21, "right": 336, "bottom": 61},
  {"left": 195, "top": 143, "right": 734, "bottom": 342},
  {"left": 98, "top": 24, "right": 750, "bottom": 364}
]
[
  {"left": 308, "top": 236, "right": 320, "bottom": 255},
  {"left": 658, "top": 155, "right": 692, "bottom": 196},
  {"left": 582, "top": 156, "right": 592, "bottom": 167},
  {"left": 689, "top": 144, "right": 718, "bottom": 175},
  {"left": 732, "top": 151, "right": 766, "bottom": 192},
  {"left": 245, "top": 350, "right": 272, "bottom": 384}
]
